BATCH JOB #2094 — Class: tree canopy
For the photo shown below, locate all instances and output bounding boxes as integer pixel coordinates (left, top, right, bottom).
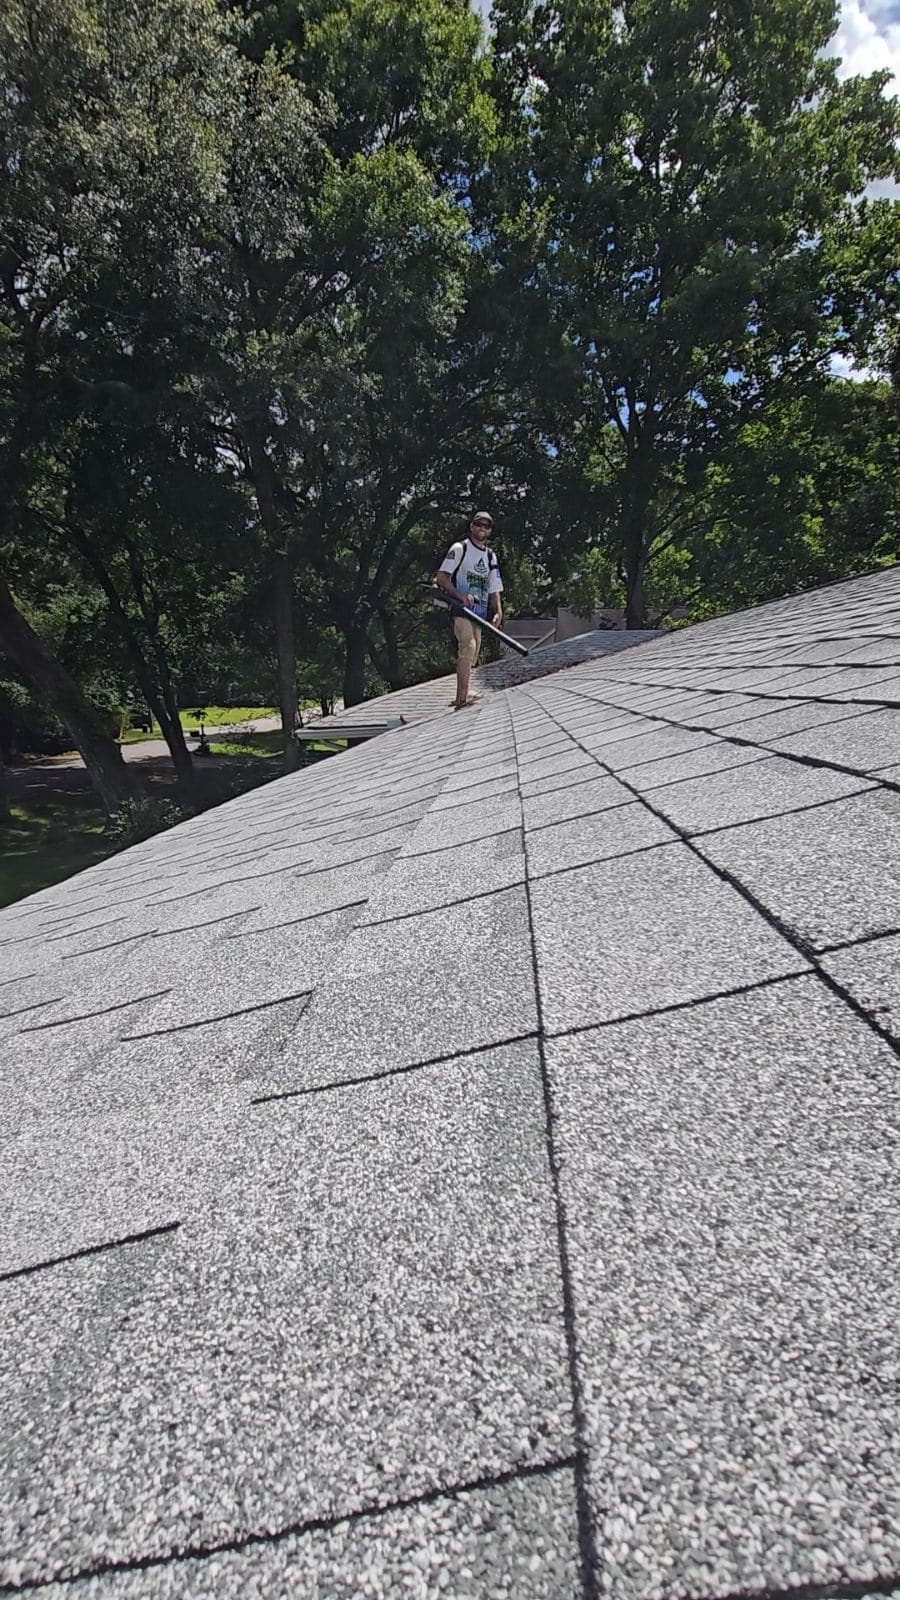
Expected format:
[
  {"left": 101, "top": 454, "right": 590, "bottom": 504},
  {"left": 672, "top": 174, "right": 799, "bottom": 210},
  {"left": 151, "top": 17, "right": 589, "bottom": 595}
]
[{"left": 1, "top": 0, "right": 897, "bottom": 814}]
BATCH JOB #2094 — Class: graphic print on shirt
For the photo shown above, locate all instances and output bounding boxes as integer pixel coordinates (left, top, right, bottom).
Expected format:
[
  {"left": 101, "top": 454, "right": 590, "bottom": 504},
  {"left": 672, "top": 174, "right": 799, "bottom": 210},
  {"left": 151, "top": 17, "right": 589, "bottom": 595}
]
[
  {"left": 464, "top": 551, "right": 491, "bottom": 618},
  {"left": 438, "top": 539, "right": 503, "bottom": 621}
]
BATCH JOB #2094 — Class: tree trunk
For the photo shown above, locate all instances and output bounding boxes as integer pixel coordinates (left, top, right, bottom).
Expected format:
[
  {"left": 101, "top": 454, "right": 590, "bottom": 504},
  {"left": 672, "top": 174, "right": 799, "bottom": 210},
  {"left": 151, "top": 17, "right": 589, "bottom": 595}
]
[
  {"left": 272, "top": 549, "right": 300, "bottom": 771},
  {"left": 343, "top": 622, "right": 369, "bottom": 708},
  {"left": 377, "top": 607, "right": 404, "bottom": 690},
  {"left": 153, "top": 700, "right": 196, "bottom": 798},
  {"left": 622, "top": 457, "right": 653, "bottom": 629},
  {"left": 624, "top": 541, "right": 646, "bottom": 629},
  {"left": 242, "top": 427, "right": 300, "bottom": 773},
  {"left": 63, "top": 520, "right": 198, "bottom": 806},
  {"left": 0, "top": 572, "right": 139, "bottom": 815},
  {"left": 134, "top": 635, "right": 196, "bottom": 798}
]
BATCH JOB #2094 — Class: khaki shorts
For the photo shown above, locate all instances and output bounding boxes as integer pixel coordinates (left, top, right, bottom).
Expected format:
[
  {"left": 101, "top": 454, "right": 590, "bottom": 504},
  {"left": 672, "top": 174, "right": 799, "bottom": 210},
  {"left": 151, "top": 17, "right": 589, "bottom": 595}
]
[{"left": 454, "top": 614, "right": 482, "bottom": 666}]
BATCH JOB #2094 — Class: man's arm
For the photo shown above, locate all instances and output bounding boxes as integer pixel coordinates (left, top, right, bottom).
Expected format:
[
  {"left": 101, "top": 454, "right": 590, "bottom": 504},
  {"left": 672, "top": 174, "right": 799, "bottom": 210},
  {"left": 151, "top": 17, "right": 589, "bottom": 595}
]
[
  {"left": 488, "top": 568, "right": 503, "bottom": 626},
  {"left": 435, "top": 569, "right": 470, "bottom": 604},
  {"left": 436, "top": 548, "right": 474, "bottom": 608}
]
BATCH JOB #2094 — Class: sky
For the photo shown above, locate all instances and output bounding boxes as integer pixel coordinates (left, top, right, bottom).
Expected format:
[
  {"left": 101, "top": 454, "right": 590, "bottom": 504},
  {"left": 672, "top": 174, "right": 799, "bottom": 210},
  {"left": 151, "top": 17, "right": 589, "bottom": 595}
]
[
  {"left": 833, "top": 0, "right": 900, "bottom": 91},
  {"left": 832, "top": 0, "right": 900, "bottom": 200}
]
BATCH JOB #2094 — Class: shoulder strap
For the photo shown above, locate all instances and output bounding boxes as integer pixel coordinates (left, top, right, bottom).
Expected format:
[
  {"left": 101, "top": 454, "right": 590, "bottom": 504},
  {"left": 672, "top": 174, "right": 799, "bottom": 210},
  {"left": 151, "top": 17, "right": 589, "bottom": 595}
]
[{"left": 450, "top": 539, "right": 468, "bottom": 587}]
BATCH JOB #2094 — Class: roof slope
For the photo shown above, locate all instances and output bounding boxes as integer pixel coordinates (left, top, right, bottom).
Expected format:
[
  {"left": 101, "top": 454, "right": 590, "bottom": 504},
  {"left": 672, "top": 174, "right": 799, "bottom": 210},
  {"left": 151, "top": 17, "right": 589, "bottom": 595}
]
[
  {"left": 314, "top": 625, "right": 663, "bottom": 729},
  {"left": 2, "top": 566, "right": 900, "bottom": 1599}
]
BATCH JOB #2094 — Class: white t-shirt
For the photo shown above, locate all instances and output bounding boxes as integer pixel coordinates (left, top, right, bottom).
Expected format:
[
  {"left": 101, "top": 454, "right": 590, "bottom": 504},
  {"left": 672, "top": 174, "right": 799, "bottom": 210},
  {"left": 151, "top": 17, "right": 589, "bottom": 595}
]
[{"left": 439, "top": 538, "right": 503, "bottom": 619}]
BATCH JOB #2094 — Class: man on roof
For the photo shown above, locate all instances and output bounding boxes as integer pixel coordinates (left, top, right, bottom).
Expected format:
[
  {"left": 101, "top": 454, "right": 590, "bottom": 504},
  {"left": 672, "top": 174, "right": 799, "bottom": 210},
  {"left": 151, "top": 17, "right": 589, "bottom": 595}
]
[{"left": 435, "top": 510, "right": 504, "bottom": 711}]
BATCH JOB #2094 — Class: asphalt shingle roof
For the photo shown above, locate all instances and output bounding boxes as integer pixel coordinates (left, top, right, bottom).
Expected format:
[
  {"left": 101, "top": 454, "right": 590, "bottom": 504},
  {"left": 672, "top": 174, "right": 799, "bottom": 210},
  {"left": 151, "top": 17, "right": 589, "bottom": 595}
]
[
  {"left": 2, "top": 566, "right": 900, "bottom": 1599},
  {"left": 313, "top": 626, "right": 664, "bottom": 730}
]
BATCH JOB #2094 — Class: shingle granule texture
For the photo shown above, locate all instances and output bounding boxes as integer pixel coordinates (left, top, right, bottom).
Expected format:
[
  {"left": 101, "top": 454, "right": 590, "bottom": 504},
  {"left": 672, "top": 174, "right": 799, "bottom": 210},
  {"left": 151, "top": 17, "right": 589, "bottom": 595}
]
[{"left": 3, "top": 564, "right": 900, "bottom": 1598}]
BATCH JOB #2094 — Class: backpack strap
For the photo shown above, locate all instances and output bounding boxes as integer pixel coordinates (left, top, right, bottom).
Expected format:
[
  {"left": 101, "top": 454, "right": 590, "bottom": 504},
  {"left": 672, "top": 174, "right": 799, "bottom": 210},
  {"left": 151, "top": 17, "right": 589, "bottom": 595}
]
[{"left": 450, "top": 539, "right": 468, "bottom": 589}]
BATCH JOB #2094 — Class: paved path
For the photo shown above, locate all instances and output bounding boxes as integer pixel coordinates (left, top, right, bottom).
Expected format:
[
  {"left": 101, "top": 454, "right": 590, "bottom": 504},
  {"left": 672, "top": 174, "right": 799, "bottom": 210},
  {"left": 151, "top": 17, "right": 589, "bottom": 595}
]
[{"left": 14, "top": 715, "right": 288, "bottom": 773}]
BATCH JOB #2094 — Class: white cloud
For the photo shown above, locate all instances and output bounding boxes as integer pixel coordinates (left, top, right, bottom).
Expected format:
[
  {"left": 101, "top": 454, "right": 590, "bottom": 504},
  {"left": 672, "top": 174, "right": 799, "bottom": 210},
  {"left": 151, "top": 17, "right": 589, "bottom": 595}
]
[
  {"left": 830, "top": 0, "right": 900, "bottom": 197},
  {"left": 831, "top": 0, "right": 900, "bottom": 83},
  {"left": 829, "top": 352, "right": 878, "bottom": 379}
]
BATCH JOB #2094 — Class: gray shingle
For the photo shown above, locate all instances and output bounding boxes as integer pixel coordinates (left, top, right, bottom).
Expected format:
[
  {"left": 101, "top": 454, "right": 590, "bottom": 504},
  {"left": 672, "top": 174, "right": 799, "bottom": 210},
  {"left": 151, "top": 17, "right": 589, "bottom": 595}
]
[
  {"left": 271, "top": 887, "right": 537, "bottom": 1093},
  {"left": 634, "top": 753, "right": 873, "bottom": 834},
  {"left": 121, "top": 908, "right": 353, "bottom": 1035},
  {"left": 440, "top": 761, "right": 519, "bottom": 794},
  {"left": 358, "top": 834, "right": 525, "bottom": 924},
  {"left": 528, "top": 801, "right": 675, "bottom": 878},
  {"left": 1, "top": 1044, "right": 573, "bottom": 1586},
  {"left": 3, "top": 564, "right": 900, "bottom": 1597},
  {"left": 820, "top": 933, "right": 900, "bottom": 1049},
  {"left": 0, "top": 1094, "right": 232, "bottom": 1275},
  {"left": 831, "top": 637, "right": 900, "bottom": 666},
  {"left": 402, "top": 794, "right": 522, "bottom": 857},
  {"left": 531, "top": 846, "right": 806, "bottom": 1033},
  {"left": 238, "top": 856, "right": 395, "bottom": 930},
  {"left": 800, "top": 666, "right": 900, "bottom": 703},
  {"left": 519, "top": 757, "right": 597, "bottom": 797},
  {"left": 0, "top": 971, "right": 69, "bottom": 1032},
  {"left": 522, "top": 773, "right": 631, "bottom": 830},
  {"left": 548, "top": 978, "right": 900, "bottom": 1599},
  {"left": 767, "top": 706, "right": 900, "bottom": 772},
  {"left": 622, "top": 738, "right": 769, "bottom": 790},
  {"left": 517, "top": 748, "right": 595, "bottom": 785},
  {"left": 1, "top": 997, "right": 309, "bottom": 1130},
  {"left": 585, "top": 724, "right": 715, "bottom": 772},
  {"left": 700, "top": 788, "right": 900, "bottom": 949},
  {"left": 35, "top": 1468, "right": 583, "bottom": 1598},
  {"left": 430, "top": 772, "right": 520, "bottom": 810},
  {"left": 713, "top": 699, "right": 871, "bottom": 742}
]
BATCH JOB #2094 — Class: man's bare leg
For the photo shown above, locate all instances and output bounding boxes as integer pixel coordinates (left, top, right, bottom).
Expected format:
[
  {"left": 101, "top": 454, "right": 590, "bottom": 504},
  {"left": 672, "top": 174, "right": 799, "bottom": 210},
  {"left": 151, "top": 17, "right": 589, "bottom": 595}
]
[
  {"left": 453, "top": 618, "right": 481, "bottom": 708},
  {"left": 455, "top": 654, "right": 472, "bottom": 709}
]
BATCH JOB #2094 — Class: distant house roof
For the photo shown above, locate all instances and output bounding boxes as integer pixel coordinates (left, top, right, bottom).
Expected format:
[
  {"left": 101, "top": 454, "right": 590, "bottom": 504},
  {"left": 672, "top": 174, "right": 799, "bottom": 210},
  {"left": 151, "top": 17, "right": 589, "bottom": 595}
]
[{"left": 2, "top": 567, "right": 900, "bottom": 1597}]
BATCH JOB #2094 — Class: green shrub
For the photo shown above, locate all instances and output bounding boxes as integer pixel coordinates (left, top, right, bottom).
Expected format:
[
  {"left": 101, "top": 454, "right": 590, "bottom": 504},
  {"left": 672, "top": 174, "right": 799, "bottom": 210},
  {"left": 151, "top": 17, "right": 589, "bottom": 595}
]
[
  {"left": 0, "top": 678, "right": 71, "bottom": 755},
  {"left": 106, "top": 796, "right": 183, "bottom": 846},
  {"left": 86, "top": 683, "right": 127, "bottom": 740}
]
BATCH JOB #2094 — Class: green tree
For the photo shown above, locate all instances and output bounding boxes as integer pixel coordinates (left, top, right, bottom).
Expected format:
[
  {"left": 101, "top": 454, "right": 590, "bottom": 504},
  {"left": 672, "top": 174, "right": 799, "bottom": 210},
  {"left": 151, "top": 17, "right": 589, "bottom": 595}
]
[
  {"left": 681, "top": 378, "right": 900, "bottom": 618},
  {"left": 164, "top": 0, "right": 498, "bottom": 718},
  {"left": 26, "top": 396, "right": 247, "bottom": 803},
  {"left": 0, "top": 0, "right": 230, "bottom": 810},
  {"left": 490, "top": 0, "right": 900, "bottom": 624}
]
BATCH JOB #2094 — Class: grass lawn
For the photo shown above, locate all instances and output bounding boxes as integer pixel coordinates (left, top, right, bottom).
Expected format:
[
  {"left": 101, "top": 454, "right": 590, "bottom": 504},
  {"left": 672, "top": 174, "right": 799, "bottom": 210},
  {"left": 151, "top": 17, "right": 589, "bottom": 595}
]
[
  {"left": 120, "top": 706, "right": 278, "bottom": 743},
  {"left": 0, "top": 796, "right": 112, "bottom": 911},
  {"left": 209, "top": 731, "right": 340, "bottom": 760},
  {"left": 208, "top": 730, "right": 284, "bottom": 759},
  {"left": 0, "top": 732, "right": 342, "bottom": 911}
]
